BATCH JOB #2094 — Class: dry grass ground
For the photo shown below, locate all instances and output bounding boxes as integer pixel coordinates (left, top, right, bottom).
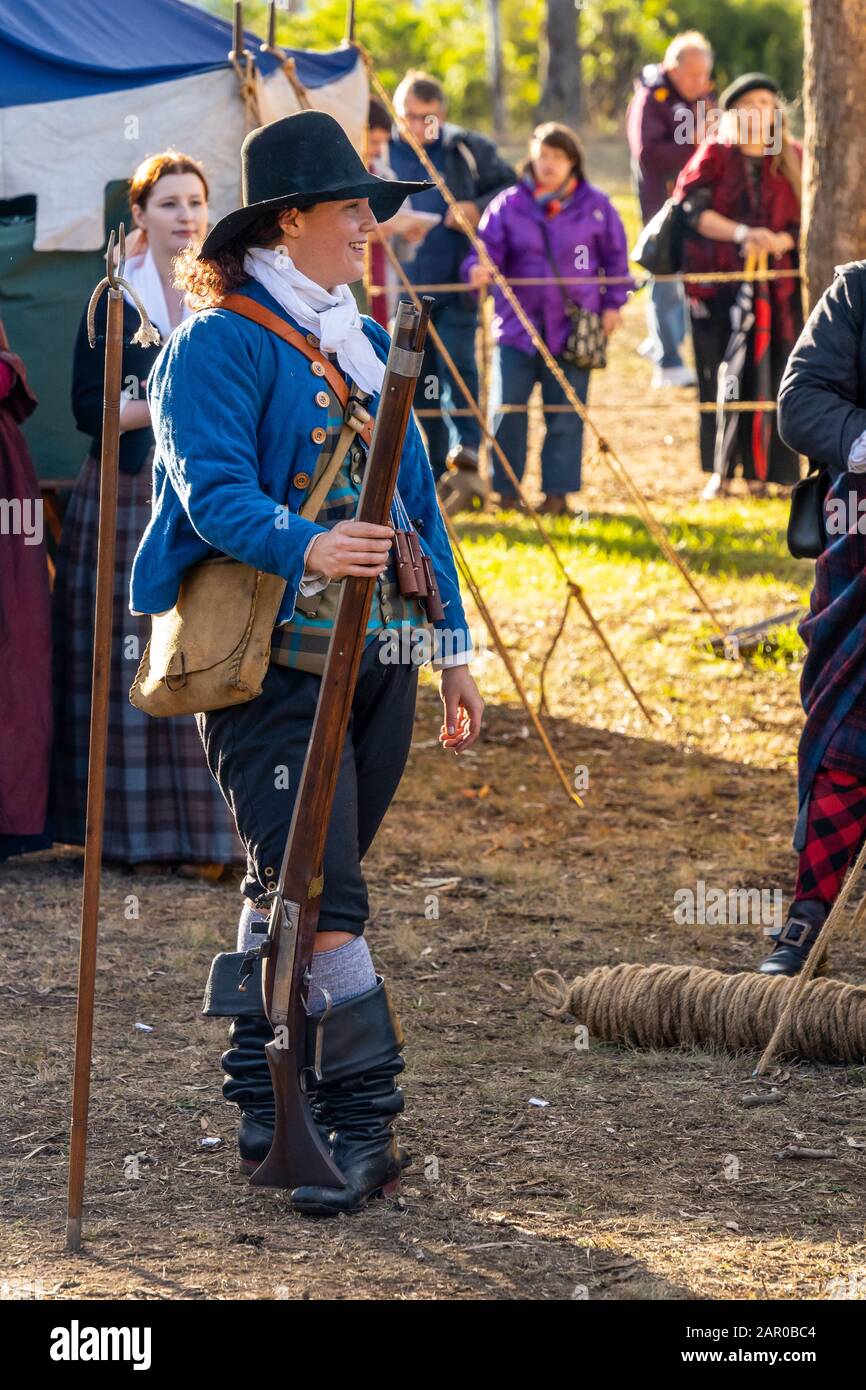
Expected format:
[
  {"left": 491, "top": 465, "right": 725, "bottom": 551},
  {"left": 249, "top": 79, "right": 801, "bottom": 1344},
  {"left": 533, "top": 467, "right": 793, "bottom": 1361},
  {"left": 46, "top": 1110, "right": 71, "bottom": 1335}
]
[{"left": 2, "top": 140, "right": 864, "bottom": 1302}]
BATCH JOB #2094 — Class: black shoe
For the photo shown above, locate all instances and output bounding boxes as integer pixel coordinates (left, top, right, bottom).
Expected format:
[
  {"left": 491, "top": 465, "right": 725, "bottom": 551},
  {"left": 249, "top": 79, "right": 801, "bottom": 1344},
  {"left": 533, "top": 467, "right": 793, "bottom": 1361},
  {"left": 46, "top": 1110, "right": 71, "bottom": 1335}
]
[
  {"left": 221, "top": 1013, "right": 278, "bottom": 1173},
  {"left": 290, "top": 978, "right": 411, "bottom": 1216},
  {"left": 757, "top": 900, "right": 828, "bottom": 978}
]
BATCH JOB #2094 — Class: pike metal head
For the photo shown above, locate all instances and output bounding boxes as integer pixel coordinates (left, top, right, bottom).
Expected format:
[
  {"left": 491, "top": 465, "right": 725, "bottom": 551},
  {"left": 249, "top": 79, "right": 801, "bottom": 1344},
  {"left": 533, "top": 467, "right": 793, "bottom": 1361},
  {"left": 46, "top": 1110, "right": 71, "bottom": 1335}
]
[{"left": 86, "top": 223, "right": 161, "bottom": 350}]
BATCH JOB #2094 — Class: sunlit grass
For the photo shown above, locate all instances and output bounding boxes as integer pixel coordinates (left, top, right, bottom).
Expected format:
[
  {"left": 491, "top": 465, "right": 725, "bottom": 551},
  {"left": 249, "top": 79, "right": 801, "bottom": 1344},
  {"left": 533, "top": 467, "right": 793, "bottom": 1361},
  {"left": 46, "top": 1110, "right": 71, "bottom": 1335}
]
[{"left": 437, "top": 494, "right": 812, "bottom": 771}]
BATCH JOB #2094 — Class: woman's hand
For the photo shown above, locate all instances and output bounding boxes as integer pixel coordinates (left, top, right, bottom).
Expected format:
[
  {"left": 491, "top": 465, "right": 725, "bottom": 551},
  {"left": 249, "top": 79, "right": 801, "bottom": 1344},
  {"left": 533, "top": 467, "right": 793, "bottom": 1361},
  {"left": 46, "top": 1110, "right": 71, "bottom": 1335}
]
[
  {"left": 743, "top": 226, "right": 777, "bottom": 254},
  {"left": 602, "top": 308, "right": 621, "bottom": 336},
  {"left": 305, "top": 521, "right": 393, "bottom": 580},
  {"left": 468, "top": 262, "right": 493, "bottom": 289},
  {"left": 768, "top": 230, "right": 795, "bottom": 258},
  {"left": 439, "top": 665, "right": 484, "bottom": 755}
]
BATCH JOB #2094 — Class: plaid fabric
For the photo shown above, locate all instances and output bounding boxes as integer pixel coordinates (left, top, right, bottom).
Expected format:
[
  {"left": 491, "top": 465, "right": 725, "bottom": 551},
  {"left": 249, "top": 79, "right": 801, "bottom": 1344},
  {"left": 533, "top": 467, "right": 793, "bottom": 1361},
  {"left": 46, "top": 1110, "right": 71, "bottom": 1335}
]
[
  {"left": 796, "top": 471, "right": 866, "bottom": 848},
  {"left": 794, "top": 767, "right": 866, "bottom": 903},
  {"left": 270, "top": 383, "right": 429, "bottom": 675},
  {"left": 51, "top": 453, "right": 244, "bottom": 864}
]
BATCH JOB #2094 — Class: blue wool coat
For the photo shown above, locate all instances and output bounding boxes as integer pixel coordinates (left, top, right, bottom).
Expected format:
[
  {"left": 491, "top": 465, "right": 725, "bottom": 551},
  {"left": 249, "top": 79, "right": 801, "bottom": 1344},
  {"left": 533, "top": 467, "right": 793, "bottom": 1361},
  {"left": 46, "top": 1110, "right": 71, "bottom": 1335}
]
[{"left": 130, "top": 278, "right": 470, "bottom": 648}]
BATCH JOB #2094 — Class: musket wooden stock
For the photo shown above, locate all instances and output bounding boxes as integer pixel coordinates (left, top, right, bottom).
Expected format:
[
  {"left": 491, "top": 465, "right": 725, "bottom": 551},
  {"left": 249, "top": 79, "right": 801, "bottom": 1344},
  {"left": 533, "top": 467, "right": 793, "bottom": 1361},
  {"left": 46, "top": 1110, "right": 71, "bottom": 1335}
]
[{"left": 250, "top": 298, "right": 433, "bottom": 1191}]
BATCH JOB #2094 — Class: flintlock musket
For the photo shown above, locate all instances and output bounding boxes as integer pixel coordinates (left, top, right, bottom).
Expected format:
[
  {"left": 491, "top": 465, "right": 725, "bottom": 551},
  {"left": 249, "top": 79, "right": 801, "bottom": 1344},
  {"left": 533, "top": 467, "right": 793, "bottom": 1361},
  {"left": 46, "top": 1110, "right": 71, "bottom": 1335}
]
[{"left": 250, "top": 296, "right": 433, "bottom": 1190}]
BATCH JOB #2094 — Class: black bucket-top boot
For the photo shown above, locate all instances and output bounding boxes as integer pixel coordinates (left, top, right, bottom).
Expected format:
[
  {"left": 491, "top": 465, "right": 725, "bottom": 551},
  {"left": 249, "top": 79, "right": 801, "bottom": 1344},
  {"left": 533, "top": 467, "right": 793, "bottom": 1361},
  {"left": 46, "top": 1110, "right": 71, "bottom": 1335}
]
[
  {"left": 290, "top": 977, "right": 411, "bottom": 1216},
  {"left": 221, "top": 1012, "right": 277, "bottom": 1174},
  {"left": 757, "top": 898, "right": 829, "bottom": 978},
  {"left": 203, "top": 948, "right": 280, "bottom": 1173}
]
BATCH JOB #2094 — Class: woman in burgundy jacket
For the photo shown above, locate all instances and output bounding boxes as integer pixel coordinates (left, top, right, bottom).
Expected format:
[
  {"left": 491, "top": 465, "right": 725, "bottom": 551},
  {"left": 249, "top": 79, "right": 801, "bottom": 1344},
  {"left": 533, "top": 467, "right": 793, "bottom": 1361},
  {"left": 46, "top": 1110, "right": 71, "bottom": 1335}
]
[{"left": 673, "top": 73, "right": 802, "bottom": 496}]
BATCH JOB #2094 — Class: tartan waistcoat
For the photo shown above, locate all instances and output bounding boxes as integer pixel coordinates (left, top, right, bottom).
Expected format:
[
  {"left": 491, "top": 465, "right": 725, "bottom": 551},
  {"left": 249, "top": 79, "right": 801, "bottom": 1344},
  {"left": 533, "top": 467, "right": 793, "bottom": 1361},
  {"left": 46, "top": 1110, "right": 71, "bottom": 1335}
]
[{"left": 270, "top": 375, "right": 430, "bottom": 675}]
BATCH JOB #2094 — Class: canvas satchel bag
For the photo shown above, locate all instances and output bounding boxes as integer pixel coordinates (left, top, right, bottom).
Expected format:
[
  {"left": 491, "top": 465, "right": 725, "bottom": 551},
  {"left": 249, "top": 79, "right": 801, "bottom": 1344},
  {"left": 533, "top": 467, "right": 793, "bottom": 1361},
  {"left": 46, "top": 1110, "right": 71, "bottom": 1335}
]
[{"left": 129, "top": 294, "right": 379, "bottom": 719}]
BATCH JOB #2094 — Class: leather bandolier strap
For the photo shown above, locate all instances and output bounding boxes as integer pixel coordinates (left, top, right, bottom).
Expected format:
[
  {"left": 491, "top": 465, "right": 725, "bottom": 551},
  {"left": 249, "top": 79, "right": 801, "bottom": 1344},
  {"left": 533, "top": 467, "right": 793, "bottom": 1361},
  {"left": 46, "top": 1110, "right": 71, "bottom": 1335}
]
[{"left": 216, "top": 293, "right": 375, "bottom": 449}]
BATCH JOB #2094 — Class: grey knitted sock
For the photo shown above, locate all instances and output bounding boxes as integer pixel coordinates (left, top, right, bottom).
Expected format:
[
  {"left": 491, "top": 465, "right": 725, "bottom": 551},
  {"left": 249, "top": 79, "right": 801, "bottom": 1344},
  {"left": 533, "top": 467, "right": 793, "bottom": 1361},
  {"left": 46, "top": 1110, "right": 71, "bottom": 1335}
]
[
  {"left": 307, "top": 935, "right": 377, "bottom": 1015},
  {"left": 237, "top": 900, "right": 269, "bottom": 952}
]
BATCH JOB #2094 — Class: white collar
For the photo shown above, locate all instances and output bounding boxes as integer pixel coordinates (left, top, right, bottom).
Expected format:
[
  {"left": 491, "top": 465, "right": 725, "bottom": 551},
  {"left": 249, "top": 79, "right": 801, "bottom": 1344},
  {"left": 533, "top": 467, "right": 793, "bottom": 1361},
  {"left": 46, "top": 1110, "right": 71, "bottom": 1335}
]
[{"left": 243, "top": 246, "right": 385, "bottom": 396}]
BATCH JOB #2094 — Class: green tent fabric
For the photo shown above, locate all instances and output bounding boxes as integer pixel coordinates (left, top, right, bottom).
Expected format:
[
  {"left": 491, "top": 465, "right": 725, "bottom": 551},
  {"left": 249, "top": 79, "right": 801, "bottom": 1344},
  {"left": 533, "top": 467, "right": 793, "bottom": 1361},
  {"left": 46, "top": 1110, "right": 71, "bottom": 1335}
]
[{"left": 0, "top": 183, "right": 129, "bottom": 484}]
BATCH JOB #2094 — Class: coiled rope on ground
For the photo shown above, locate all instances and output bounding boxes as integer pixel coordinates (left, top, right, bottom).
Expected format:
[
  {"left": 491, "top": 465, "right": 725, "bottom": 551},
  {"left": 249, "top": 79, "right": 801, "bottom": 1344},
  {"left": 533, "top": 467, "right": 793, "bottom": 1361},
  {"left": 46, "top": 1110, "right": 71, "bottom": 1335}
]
[{"left": 532, "top": 962, "right": 866, "bottom": 1064}]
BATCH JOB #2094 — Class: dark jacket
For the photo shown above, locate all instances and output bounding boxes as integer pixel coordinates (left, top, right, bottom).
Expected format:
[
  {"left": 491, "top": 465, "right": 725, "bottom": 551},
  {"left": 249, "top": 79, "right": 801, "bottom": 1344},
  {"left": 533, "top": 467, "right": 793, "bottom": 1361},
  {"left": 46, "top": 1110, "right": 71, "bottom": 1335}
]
[
  {"left": 626, "top": 63, "right": 707, "bottom": 223},
  {"left": 72, "top": 293, "right": 162, "bottom": 476},
  {"left": 778, "top": 261, "right": 866, "bottom": 479},
  {"left": 389, "top": 121, "right": 516, "bottom": 305}
]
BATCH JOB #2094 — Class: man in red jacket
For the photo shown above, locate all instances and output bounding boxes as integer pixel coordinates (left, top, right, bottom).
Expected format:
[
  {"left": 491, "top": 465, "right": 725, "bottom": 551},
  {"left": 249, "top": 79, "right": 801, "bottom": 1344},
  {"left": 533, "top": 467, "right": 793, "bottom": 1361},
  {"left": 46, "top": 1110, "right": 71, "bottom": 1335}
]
[{"left": 626, "top": 31, "right": 714, "bottom": 387}]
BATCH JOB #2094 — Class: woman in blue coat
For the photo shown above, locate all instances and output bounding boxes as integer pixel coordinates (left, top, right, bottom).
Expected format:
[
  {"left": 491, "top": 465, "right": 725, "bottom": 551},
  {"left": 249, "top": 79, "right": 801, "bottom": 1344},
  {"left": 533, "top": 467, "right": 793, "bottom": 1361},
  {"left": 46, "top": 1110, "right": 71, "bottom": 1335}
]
[{"left": 131, "top": 111, "right": 485, "bottom": 1216}]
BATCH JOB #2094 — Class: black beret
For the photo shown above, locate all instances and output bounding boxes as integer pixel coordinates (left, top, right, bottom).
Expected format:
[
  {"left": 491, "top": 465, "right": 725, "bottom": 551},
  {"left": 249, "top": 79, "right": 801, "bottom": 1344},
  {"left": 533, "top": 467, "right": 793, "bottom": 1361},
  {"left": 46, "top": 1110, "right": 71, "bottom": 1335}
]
[{"left": 719, "top": 72, "right": 780, "bottom": 110}]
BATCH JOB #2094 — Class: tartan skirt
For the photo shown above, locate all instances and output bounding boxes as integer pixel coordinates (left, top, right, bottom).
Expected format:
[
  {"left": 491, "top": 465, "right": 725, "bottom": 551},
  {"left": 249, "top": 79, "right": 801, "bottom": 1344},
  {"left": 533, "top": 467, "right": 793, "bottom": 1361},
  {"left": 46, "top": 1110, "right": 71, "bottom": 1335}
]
[{"left": 51, "top": 452, "right": 243, "bottom": 865}]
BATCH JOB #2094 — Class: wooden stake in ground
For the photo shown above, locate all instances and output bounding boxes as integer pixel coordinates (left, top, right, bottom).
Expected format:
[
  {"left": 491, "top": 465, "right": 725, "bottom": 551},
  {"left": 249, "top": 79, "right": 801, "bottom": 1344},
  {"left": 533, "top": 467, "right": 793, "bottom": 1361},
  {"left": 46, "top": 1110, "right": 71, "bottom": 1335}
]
[{"left": 65, "top": 228, "right": 158, "bottom": 1253}]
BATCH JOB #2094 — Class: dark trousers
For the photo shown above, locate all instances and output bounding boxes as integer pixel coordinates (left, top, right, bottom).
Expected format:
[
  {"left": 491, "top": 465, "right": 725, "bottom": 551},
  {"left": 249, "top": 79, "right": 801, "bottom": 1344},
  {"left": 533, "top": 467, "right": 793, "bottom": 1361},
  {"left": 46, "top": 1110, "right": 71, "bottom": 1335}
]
[
  {"left": 490, "top": 345, "right": 590, "bottom": 496},
  {"left": 690, "top": 297, "right": 799, "bottom": 483},
  {"left": 413, "top": 299, "right": 482, "bottom": 477},
  {"left": 196, "top": 641, "right": 419, "bottom": 934}
]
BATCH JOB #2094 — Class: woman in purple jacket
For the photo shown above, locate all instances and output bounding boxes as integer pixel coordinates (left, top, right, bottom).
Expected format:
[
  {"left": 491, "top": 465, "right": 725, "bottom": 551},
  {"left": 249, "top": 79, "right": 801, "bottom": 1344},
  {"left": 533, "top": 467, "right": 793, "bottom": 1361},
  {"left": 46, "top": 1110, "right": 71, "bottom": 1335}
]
[{"left": 463, "top": 123, "right": 630, "bottom": 514}]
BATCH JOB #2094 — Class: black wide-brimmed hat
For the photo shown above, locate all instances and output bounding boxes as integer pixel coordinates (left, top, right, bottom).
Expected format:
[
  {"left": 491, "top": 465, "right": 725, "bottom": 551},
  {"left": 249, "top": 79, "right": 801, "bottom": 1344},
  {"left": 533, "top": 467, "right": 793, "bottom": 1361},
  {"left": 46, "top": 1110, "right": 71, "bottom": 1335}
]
[{"left": 199, "top": 109, "right": 432, "bottom": 260}]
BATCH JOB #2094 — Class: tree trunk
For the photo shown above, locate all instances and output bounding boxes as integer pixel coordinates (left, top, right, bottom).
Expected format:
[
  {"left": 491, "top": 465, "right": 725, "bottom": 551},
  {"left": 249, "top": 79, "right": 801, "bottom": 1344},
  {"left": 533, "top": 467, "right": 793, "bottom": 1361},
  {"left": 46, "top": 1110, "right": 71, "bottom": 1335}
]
[
  {"left": 537, "top": 0, "right": 581, "bottom": 125},
  {"left": 802, "top": 0, "right": 866, "bottom": 310},
  {"left": 485, "top": 0, "right": 506, "bottom": 138}
]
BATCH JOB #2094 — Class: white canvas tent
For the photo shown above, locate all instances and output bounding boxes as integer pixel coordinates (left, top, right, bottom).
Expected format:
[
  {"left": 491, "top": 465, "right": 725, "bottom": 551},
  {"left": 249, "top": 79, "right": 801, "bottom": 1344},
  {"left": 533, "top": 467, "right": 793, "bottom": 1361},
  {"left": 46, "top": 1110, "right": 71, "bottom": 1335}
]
[{"left": 0, "top": 0, "right": 369, "bottom": 477}]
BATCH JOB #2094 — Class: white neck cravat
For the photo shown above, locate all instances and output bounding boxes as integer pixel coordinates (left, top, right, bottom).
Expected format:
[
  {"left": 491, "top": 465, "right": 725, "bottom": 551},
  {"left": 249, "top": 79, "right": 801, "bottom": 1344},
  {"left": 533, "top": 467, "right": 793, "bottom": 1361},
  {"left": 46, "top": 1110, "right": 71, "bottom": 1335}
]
[{"left": 243, "top": 246, "right": 385, "bottom": 395}]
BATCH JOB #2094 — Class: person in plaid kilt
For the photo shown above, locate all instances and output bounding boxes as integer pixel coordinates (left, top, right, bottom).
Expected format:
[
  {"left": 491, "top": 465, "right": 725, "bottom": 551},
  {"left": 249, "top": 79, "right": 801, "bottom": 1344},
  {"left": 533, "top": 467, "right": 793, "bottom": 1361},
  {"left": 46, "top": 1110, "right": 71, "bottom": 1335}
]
[
  {"left": 131, "top": 112, "right": 484, "bottom": 1214},
  {"left": 53, "top": 150, "right": 242, "bottom": 875},
  {"left": 758, "top": 260, "right": 866, "bottom": 975}
]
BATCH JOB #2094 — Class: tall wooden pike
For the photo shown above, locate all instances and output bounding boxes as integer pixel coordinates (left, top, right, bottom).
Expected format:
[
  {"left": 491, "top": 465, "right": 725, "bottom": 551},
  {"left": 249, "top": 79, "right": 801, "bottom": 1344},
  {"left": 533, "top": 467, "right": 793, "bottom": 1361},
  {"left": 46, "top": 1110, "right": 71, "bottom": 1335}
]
[
  {"left": 65, "top": 228, "right": 159, "bottom": 1252},
  {"left": 250, "top": 297, "right": 432, "bottom": 1190}
]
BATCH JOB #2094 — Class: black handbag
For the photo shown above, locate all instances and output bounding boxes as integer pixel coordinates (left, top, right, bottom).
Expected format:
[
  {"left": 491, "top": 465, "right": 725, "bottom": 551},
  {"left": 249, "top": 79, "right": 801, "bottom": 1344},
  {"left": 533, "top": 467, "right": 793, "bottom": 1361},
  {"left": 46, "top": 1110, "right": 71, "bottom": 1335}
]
[
  {"left": 630, "top": 197, "right": 686, "bottom": 276},
  {"left": 787, "top": 463, "right": 829, "bottom": 559},
  {"left": 538, "top": 219, "right": 607, "bottom": 370}
]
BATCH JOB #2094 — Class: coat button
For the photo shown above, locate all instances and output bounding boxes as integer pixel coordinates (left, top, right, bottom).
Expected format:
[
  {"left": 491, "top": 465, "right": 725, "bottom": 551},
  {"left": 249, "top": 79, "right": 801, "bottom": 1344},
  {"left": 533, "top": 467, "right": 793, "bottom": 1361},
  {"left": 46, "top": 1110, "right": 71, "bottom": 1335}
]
[
  {"left": 311, "top": 361, "right": 325, "bottom": 376},
  {"left": 310, "top": 428, "right": 327, "bottom": 444},
  {"left": 306, "top": 332, "right": 319, "bottom": 345},
  {"left": 315, "top": 390, "right": 330, "bottom": 407},
  {"left": 293, "top": 472, "right": 311, "bottom": 488}
]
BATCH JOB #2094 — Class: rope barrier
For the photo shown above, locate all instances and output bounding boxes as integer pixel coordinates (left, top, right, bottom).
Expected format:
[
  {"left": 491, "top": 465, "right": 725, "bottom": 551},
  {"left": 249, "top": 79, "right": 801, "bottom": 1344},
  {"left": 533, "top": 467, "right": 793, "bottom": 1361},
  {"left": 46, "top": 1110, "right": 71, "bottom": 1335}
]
[
  {"left": 360, "top": 52, "right": 727, "bottom": 639},
  {"left": 412, "top": 402, "right": 780, "bottom": 416},
  {"left": 367, "top": 268, "right": 801, "bottom": 293}
]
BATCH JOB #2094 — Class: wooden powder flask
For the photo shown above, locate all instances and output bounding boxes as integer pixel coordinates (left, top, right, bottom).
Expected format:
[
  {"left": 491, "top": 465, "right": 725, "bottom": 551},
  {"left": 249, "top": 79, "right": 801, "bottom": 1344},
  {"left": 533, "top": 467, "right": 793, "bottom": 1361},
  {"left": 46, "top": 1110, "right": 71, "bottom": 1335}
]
[
  {"left": 421, "top": 553, "right": 446, "bottom": 621},
  {"left": 406, "top": 528, "right": 428, "bottom": 597},
  {"left": 250, "top": 296, "right": 433, "bottom": 1192},
  {"left": 393, "top": 527, "right": 418, "bottom": 596}
]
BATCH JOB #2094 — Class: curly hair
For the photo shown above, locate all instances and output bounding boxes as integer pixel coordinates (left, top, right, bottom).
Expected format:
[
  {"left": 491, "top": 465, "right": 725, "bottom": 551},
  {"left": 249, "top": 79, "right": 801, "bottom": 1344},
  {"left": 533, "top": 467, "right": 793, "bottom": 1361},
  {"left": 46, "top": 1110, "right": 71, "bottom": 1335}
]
[{"left": 173, "top": 206, "right": 293, "bottom": 310}]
